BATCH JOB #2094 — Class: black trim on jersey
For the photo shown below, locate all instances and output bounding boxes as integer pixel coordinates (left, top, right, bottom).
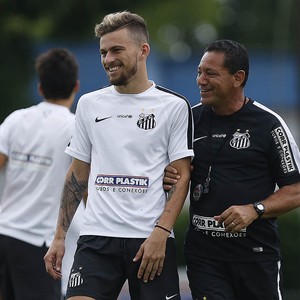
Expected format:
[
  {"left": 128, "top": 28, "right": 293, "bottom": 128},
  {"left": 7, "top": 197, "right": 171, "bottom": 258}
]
[{"left": 155, "top": 84, "right": 193, "bottom": 150}]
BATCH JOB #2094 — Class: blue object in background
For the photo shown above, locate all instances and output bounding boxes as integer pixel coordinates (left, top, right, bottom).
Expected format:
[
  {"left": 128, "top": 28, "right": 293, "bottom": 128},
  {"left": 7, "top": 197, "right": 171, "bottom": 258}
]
[{"left": 31, "top": 42, "right": 298, "bottom": 111}]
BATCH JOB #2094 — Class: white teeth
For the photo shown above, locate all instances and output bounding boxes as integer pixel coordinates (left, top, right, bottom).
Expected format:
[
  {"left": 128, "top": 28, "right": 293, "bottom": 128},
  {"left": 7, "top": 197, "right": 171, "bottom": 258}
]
[{"left": 109, "top": 66, "right": 119, "bottom": 72}]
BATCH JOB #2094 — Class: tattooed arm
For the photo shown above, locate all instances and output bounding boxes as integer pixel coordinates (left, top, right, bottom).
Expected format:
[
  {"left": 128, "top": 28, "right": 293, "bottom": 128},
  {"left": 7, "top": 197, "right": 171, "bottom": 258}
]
[
  {"left": 44, "top": 158, "right": 90, "bottom": 280},
  {"left": 134, "top": 156, "right": 191, "bottom": 283}
]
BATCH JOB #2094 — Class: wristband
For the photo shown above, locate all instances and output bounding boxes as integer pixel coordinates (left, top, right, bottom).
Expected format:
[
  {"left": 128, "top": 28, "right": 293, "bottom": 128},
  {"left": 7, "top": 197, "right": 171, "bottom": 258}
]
[{"left": 155, "top": 224, "right": 171, "bottom": 234}]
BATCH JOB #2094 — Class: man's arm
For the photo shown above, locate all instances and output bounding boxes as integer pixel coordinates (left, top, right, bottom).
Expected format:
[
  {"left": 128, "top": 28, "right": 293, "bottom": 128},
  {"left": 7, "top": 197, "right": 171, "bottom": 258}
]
[
  {"left": 0, "top": 153, "right": 8, "bottom": 170},
  {"left": 44, "top": 158, "right": 90, "bottom": 279},
  {"left": 164, "top": 165, "right": 300, "bottom": 232},
  {"left": 155, "top": 157, "right": 191, "bottom": 231},
  {"left": 134, "top": 156, "right": 191, "bottom": 283},
  {"left": 216, "top": 181, "right": 300, "bottom": 233},
  {"left": 262, "top": 182, "right": 300, "bottom": 216}
]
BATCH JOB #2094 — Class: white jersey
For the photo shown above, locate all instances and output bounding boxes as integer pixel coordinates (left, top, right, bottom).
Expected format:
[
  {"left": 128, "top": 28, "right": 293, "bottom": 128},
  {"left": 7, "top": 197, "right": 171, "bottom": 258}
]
[
  {"left": 66, "top": 83, "right": 194, "bottom": 238},
  {"left": 0, "top": 101, "right": 75, "bottom": 247}
]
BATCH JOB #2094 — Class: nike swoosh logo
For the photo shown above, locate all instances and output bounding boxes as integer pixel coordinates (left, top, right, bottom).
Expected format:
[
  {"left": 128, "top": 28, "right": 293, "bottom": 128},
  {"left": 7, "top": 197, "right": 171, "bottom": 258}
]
[
  {"left": 166, "top": 294, "right": 178, "bottom": 300},
  {"left": 194, "top": 136, "right": 207, "bottom": 142},
  {"left": 95, "top": 116, "right": 112, "bottom": 123}
]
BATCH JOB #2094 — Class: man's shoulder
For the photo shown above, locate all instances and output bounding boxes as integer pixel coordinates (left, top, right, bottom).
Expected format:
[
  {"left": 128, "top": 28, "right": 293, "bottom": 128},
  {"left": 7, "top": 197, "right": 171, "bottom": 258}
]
[
  {"left": 82, "top": 85, "right": 111, "bottom": 98},
  {"left": 2, "top": 105, "right": 35, "bottom": 124},
  {"left": 192, "top": 103, "right": 207, "bottom": 120},
  {"left": 248, "top": 99, "right": 285, "bottom": 124},
  {"left": 77, "top": 86, "right": 112, "bottom": 108},
  {"left": 154, "top": 84, "right": 190, "bottom": 104},
  {"left": 192, "top": 102, "right": 203, "bottom": 111}
]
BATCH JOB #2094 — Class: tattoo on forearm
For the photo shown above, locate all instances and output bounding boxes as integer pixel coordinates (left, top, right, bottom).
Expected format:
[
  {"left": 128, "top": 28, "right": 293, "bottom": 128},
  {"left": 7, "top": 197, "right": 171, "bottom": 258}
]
[
  {"left": 60, "top": 172, "right": 87, "bottom": 232},
  {"left": 164, "top": 186, "right": 176, "bottom": 214},
  {"left": 167, "top": 185, "right": 176, "bottom": 201}
]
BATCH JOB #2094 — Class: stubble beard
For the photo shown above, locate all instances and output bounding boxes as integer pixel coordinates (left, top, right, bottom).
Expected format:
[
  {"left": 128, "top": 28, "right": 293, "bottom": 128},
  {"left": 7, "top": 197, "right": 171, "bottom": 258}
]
[{"left": 108, "top": 62, "right": 138, "bottom": 86}]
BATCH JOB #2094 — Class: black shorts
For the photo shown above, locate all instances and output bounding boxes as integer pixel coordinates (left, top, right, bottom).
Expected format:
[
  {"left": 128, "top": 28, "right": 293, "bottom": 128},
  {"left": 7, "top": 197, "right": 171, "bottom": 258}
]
[
  {"left": 185, "top": 254, "right": 283, "bottom": 300},
  {"left": 66, "top": 235, "right": 181, "bottom": 300},
  {"left": 0, "top": 234, "right": 61, "bottom": 300}
]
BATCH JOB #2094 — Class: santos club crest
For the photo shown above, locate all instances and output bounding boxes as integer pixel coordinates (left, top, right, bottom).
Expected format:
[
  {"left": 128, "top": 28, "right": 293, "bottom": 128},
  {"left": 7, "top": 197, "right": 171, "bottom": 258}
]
[
  {"left": 137, "top": 113, "right": 156, "bottom": 130},
  {"left": 229, "top": 129, "right": 250, "bottom": 149}
]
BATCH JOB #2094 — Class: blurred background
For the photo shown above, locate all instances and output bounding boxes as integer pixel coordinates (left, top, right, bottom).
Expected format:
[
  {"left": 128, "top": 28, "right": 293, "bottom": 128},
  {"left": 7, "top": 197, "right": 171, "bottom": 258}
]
[{"left": 1, "top": 0, "right": 300, "bottom": 298}]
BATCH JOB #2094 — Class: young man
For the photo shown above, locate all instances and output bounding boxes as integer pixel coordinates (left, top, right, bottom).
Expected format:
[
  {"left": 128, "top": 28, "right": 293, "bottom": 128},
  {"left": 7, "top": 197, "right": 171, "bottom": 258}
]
[
  {"left": 44, "top": 11, "right": 194, "bottom": 300},
  {"left": 0, "top": 48, "right": 79, "bottom": 299},
  {"left": 164, "top": 39, "right": 300, "bottom": 300}
]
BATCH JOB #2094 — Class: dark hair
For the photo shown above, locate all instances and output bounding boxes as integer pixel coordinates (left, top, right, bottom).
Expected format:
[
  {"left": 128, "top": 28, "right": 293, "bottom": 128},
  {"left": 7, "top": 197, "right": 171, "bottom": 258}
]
[
  {"left": 94, "top": 11, "right": 149, "bottom": 44},
  {"left": 205, "top": 39, "right": 249, "bottom": 87},
  {"left": 35, "top": 48, "right": 78, "bottom": 99}
]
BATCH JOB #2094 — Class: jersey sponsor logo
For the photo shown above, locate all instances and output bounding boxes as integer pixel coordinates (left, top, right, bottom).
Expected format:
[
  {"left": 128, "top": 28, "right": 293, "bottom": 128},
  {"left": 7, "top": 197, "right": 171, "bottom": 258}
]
[
  {"left": 229, "top": 129, "right": 250, "bottom": 149},
  {"left": 212, "top": 133, "right": 226, "bottom": 138},
  {"left": 11, "top": 151, "right": 52, "bottom": 166},
  {"left": 192, "top": 215, "right": 247, "bottom": 238},
  {"left": 95, "top": 174, "right": 149, "bottom": 194},
  {"left": 272, "top": 126, "right": 296, "bottom": 173},
  {"left": 95, "top": 174, "right": 149, "bottom": 187},
  {"left": 117, "top": 114, "right": 132, "bottom": 118},
  {"left": 95, "top": 116, "right": 112, "bottom": 122},
  {"left": 137, "top": 113, "right": 156, "bottom": 130}
]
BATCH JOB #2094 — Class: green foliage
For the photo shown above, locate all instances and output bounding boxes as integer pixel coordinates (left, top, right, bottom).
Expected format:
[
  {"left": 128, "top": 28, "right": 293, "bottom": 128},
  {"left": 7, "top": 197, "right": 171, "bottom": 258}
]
[
  {"left": 278, "top": 208, "right": 300, "bottom": 289},
  {"left": 0, "top": 33, "right": 33, "bottom": 122},
  {"left": 0, "top": 0, "right": 149, "bottom": 122},
  {"left": 136, "top": 0, "right": 220, "bottom": 52},
  {"left": 0, "top": 0, "right": 299, "bottom": 121}
]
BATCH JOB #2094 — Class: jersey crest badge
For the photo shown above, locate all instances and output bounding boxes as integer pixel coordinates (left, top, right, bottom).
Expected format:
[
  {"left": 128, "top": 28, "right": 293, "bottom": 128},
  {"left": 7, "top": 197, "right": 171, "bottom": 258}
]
[
  {"left": 229, "top": 129, "right": 250, "bottom": 149},
  {"left": 137, "top": 113, "right": 156, "bottom": 130}
]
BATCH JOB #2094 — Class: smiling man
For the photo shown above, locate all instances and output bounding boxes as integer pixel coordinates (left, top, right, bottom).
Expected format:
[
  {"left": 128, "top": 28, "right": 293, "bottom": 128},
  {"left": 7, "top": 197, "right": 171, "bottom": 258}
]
[
  {"left": 44, "top": 11, "right": 194, "bottom": 300},
  {"left": 164, "top": 39, "right": 300, "bottom": 300}
]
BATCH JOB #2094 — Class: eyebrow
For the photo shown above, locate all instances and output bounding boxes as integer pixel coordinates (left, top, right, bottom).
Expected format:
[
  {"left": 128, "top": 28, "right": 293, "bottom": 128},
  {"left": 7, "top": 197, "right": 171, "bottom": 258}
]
[{"left": 100, "top": 44, "right": 126, "bottom": 52}]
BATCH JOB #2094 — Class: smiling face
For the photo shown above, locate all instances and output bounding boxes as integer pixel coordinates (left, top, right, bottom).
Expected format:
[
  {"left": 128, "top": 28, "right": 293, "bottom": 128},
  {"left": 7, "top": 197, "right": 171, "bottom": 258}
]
[
  {"left": 100, "top": 28, "right": 142, "bottom": 87},
  {"left": 196, "top": 51, "right": 239, "bottom": 109}
]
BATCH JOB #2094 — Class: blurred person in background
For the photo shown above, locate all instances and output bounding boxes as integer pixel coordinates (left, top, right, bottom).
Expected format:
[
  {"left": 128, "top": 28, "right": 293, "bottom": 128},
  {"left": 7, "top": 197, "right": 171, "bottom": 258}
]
[
  {"left": 0, "top": 48, "right": 80, "bottom": 300},
  {"left": 164, "top": 39, "right": 300, "bottom": 300},
  {"left": 44, "top": 11, "right": 193, "bottom": 300}
]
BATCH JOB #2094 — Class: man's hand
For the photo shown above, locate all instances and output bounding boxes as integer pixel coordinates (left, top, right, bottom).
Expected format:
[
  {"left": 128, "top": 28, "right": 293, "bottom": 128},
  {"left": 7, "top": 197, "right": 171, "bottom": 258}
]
[
  {"left": 133, "top": 228, "right": 169, "bottom": 283},
  {"left": 214, "top": 204, "right": 258, "bottom": 233},
  {"left": 163, "top": 165, "right": 181, "bottom": 191},
  {"left": 44, "top": 238, "right": 65, "bottom": 280}
]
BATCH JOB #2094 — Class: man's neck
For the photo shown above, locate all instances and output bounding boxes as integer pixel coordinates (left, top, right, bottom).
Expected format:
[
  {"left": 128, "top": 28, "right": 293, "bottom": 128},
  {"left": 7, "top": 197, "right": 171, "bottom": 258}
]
[
  {"left": 114, "top": 80, "right": 153, "bottom": 94},
  {"left": 212, "top": 96, "right": 247, "bottom": 116},
  {"left": 45, "top": 97, "right": 74, "bottom": 110}
]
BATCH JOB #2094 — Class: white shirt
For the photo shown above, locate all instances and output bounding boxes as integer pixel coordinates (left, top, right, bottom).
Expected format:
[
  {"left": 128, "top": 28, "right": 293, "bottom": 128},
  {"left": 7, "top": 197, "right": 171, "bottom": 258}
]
[
  {"left": 66, "top": 83, "right": 194, "bottom": 238},
  {"left": 0, "top": 101, "right": 75, "bottom": 246}
]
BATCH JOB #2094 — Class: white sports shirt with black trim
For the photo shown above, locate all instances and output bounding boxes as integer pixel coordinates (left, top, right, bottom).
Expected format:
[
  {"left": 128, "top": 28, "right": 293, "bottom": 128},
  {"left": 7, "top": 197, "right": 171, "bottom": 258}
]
[
  {"left": 0, "top": 101, "right": 74, "bottom": 247},
  {"left": 186, "top": 99, "right": 300, "bottom": 262},
  {"left": 66, "top": 82, "right": 194, "bottom": 238}
]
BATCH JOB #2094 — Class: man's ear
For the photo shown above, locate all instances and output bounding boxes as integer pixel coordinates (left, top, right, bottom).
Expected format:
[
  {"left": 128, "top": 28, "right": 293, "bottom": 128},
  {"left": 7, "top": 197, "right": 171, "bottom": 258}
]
[
  {"left": 139, "top": 43, "right": 150, "bottom": 60},
  {"left": 37, "top": 83, "right": 44, "bottom": 97},
  {"left": 233, "top": 70, "right": 246, "bottom": 87},
  {"left": 74, "top": 80, "right": 80, "bottom": 93}
]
